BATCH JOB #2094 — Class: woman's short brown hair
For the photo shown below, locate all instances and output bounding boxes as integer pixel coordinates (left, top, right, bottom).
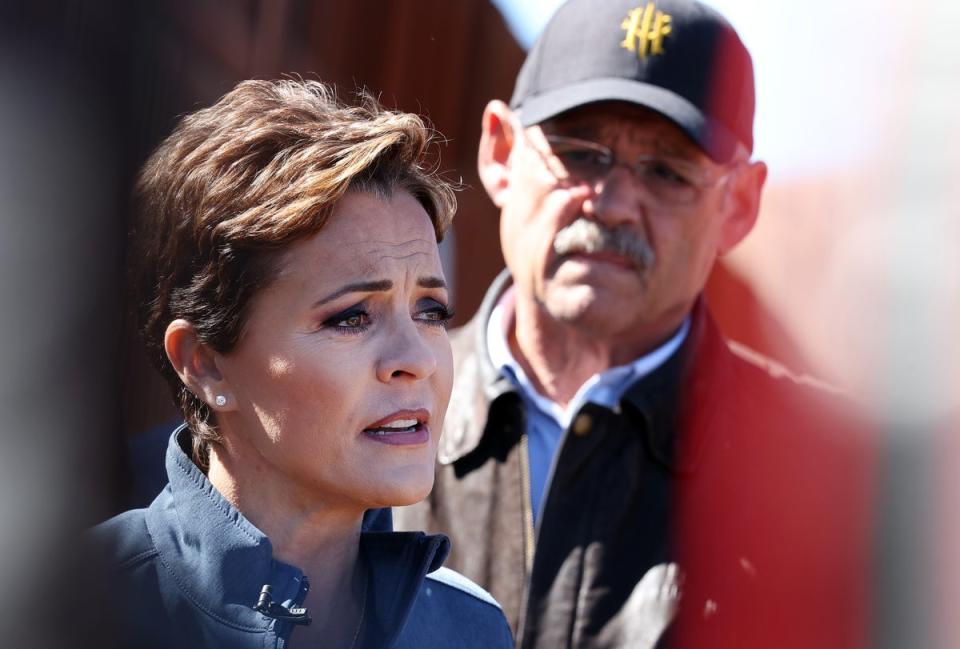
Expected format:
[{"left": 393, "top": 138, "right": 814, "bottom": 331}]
[{"left": 131, "top": 79, "right": 457, "bottom": 469}]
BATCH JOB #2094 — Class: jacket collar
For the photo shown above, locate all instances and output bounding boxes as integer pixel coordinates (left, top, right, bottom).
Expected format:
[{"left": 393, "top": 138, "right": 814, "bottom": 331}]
[
  {"left": 438, "top": 271, "right": 736, "bottom": 474},
  {"left": 360, "top": 532, "right": 449, "bottom": 646},
  {"left": 473, "top": 268, "right": 518, "bottom": 399},
  {"left": 438, "top": 270, "right": 519, "bottom": 465},
  {"left": 146, "top": 426, "right": 450, "bottom": 643}
]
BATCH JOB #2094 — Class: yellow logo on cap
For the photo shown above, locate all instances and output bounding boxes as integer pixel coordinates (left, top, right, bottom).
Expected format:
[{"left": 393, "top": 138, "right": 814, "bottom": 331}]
[{"left": 620, "top": 2, "right": 673, "bottom": 59}]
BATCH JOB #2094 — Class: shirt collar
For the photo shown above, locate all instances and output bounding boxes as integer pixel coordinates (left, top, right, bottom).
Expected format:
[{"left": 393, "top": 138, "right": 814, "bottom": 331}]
[
  {"left": 486, "top": 285, "right": 690, "bottom": 428},
  {"left": 437, "top": 271, "right": 729, "bottom": 473}
]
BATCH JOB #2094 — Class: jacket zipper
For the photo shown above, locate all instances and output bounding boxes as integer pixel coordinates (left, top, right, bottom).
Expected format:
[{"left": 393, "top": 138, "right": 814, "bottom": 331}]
[{"left": 517, "top": 433, "right": 536, "bottom": 645}]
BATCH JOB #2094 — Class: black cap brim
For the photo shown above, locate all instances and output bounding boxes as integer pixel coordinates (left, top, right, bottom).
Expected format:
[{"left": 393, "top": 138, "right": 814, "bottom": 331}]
[{"left": 514, "top": 77, "right": 741, "bottom": 164}]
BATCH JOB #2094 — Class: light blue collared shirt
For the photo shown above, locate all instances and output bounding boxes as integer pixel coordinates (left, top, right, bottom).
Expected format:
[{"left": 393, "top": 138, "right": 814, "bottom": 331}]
[{"left": 486, "top": 287, "right": 689, "bottom": 523}]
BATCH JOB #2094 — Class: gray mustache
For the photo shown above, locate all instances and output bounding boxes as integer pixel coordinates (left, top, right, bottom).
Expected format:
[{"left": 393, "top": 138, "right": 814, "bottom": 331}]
[{"left": 553, "top": 219, "right": 655, "bottom": 270}]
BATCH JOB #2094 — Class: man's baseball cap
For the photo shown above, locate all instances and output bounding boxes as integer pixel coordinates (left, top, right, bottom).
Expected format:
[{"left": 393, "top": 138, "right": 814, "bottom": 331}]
[{"left": 509, "top": 0, "right": 755, "bottom": 163}]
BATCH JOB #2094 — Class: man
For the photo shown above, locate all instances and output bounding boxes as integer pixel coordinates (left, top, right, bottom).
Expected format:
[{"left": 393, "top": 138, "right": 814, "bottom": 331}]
[{"left": 395, "top": 1, "right": 872, "bottom": 647}]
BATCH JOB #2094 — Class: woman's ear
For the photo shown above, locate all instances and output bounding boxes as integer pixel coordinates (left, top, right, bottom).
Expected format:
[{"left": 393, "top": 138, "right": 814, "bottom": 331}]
[
  {"left": 477, "top": 100, "right": 517, "bottom": 208},
  {"left": 717, "top": 159, "right": 767, "bottom": 255},
  {"left": 164, "top": 319, "right": 235, "bottom": 411}
]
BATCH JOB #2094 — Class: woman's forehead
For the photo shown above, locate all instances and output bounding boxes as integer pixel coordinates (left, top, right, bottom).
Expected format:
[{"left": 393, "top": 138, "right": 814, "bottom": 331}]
[
  {"left": 276, "top": 191, "right": 441, "bottom": 280},
  {"left": 329, "top": 192, "right": 437, "bottom": 251}
]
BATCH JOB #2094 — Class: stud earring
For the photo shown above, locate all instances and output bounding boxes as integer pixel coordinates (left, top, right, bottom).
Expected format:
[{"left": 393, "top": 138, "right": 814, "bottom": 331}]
[{"left": 215, "top": 395, "right": 227, "bottom": 407}]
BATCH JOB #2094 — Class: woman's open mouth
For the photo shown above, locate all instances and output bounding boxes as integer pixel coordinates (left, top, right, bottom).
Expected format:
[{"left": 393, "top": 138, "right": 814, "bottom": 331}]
[{"left": 362, "top": 409, "right": 430, "bottom": 446}]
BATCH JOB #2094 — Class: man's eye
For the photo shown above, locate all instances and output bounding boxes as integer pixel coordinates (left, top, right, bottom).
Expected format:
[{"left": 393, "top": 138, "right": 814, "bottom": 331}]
[
  {"left": 559, "top": 149, "right": 608, "bottom": 168},
  {"left": 645, "top": 160, "right": 693, "bottom": 186}
]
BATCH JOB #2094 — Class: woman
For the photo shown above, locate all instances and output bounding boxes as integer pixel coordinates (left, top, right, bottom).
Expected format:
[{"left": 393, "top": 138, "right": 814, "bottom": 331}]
[{"left": 92, "top": 79, "right": 512, "bottom": 648}]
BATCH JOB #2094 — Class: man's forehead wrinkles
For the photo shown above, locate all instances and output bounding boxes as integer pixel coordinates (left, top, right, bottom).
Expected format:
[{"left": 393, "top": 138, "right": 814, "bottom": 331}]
[
  {"left": 546, "top": 111, "right": 694, "bottom": 149},
  {"left": 596, "top": 119, "right": 680, "bottom": 144},
  {"left": 565, "top": 119, "right": 702, "bottom": 160}
]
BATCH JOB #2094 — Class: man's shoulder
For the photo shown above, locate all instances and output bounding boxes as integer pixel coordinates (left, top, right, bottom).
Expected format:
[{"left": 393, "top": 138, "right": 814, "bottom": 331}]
[
  {"left": 711, "top": 337, "right": 870, "bottom": 450},
  {"left": 724, "top": 339, "right": 843, "bottom": 397},
  {"left": 677, "top": 315, "right": 868, "bottom": 443}
]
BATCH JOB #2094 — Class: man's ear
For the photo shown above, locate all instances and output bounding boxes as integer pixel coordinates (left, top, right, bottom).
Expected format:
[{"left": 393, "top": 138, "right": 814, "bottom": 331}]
[
  {"left": 477, "top": 100, "right": 517, "bottom": 208},
  {"left": 717, "top": 160, "right": 767, "bottom": 255},
  {"left": 164, "top": 319, "right": 235, "bottom": 411}
]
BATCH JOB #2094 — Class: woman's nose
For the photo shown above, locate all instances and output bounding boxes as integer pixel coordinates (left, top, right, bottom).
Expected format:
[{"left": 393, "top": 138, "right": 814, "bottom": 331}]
[{"left": 375, "top": 320, "right": 438, "bottom": 383}]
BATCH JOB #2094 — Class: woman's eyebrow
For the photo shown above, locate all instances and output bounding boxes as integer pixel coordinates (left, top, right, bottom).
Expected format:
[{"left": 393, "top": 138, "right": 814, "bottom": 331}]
[
  {"left": 418, "top": 276, "right": 446, "bottom": 290},
  {"left": 313, "top": 276, "right": 445, "bottom": 307},
  {"left": 314, "top": 279, "right": 393, "bottom": 306}
]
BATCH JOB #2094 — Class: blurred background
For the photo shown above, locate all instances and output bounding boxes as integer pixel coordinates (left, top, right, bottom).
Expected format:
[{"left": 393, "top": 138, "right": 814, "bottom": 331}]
[{"left": 1, "top": 0, "right": 958, "bottom": 646}]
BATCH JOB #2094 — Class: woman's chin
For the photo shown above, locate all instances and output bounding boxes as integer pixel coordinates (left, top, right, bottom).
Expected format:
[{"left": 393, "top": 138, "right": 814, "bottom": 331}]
[{"left": 369, "top": 466, "right": 436, "bottom": 508}]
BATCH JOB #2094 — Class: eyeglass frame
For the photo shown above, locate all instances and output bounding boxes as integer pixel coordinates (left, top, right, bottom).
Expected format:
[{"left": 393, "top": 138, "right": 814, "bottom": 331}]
[{"left": 514, "top": 124, "right": 742, "bottom": 206}]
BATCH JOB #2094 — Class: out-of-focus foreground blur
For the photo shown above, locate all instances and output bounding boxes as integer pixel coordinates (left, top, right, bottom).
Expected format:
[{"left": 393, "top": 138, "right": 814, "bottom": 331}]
[{"left": 1, "top": 0, "right": 958, "bottom": 647}]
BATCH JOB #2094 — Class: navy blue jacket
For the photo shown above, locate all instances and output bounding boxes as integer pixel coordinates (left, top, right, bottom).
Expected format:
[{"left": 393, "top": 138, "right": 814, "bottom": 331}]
[{"left": 91, "top": 427, "right": 513, "bottom": 648}]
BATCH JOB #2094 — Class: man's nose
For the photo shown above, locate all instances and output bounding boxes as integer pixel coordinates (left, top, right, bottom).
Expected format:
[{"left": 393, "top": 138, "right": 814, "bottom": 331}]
[
  {"left": 583, "top": 166, "right": 646, "bottom": 229},
  {"left": 375, "top": 320, "right": 438, "bottom": 383}
]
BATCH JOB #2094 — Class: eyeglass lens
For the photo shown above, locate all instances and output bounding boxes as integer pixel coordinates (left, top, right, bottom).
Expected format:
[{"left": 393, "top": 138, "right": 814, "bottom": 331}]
[{"left": 546, "top": 137, "right": 708, "bottom": 205}]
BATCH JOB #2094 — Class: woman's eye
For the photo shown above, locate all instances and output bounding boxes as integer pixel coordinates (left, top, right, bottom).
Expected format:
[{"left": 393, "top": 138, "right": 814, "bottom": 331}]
[
  {"left": 322, "top": 308, "right": 371, "bottom": 332},
  {"left": 416, "top": 302, "right": 455, "bottom": 328}
]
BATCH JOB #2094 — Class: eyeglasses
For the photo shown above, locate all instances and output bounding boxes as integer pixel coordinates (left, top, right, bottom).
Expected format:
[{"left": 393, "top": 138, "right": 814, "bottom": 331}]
[{"left": 527, "top": 133, "right": 736, "bottom": 206}]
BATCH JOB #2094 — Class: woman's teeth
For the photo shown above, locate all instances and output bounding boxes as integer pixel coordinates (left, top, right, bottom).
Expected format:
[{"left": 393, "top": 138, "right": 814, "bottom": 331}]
[{"left": 366, "top": 419, "right": 419, "bottom": 434}]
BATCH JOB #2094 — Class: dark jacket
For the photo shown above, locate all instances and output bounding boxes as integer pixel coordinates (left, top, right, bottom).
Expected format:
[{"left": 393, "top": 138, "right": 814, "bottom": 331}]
[
  {"left": 91, "top": 427, "right": 513, "bottom": 649},
  {"left": 394, "top": 272, "right": 874, "bottom": 649}
]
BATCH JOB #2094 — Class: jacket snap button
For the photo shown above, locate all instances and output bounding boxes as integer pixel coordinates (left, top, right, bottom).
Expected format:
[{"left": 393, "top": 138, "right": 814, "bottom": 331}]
[{"left": 572, "top": 413, "right": 593, "bottom": 436}]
